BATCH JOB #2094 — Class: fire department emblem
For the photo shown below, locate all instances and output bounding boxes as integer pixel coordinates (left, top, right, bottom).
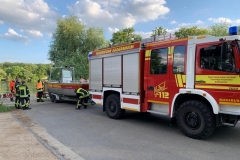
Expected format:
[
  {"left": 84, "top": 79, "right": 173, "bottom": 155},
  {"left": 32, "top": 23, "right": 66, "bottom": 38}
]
[{"left": 154, "top": 81, "right": 168, "bottom": 98}]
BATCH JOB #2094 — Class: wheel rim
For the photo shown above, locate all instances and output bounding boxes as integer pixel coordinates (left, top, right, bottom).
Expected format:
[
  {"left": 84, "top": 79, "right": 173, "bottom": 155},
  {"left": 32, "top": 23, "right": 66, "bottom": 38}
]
[
  {"left": 109, "top": 101, "right": 117, "bottom": 113},
  {"left": 184, "top": 111, "right": 201, "bottom": 130}
]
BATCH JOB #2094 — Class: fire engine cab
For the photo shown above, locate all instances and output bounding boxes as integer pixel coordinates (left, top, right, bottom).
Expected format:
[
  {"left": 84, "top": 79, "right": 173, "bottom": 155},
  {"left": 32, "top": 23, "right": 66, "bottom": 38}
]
[{"left": 88, "top": 26, "right": 240, "bottom": 139}]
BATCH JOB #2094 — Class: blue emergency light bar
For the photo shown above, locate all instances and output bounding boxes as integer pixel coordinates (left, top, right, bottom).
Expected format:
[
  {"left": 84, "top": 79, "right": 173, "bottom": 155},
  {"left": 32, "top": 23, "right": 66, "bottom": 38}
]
[{"left": 229, "top": 26, "right": 238, "bottom": 35}]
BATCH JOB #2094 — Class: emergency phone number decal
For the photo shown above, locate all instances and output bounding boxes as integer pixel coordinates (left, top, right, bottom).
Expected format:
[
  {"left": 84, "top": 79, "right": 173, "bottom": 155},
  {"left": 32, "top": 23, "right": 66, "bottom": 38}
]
[{"left": 195, "top": 75, "right": 240, "bottom": 85}]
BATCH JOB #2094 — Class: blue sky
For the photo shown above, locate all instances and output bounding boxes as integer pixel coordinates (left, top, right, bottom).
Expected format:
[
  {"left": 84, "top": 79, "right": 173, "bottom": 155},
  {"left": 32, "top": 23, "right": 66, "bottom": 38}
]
[{"left": 0, "top": 0, "right": 239, "bottom": 64}]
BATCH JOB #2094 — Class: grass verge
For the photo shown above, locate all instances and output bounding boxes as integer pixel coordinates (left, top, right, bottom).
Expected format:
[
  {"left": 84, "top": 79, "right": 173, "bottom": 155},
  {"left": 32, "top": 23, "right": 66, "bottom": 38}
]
[{"left": 0, "top": 105, "right": 15, "bottom": 112}]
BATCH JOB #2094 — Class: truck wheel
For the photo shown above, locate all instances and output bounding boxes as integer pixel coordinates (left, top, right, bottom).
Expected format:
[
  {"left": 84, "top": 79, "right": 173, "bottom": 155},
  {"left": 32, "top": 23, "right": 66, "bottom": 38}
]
[
  {"left": 176, "top": 100, "right": 215, "bottom": 139},
  {"left": 105, "top": 94, "right": 125, "bottom": 119}
]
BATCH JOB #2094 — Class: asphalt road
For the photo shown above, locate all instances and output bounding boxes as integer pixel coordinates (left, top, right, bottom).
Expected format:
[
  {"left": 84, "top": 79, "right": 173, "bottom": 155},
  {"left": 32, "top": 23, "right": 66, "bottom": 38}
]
[{"left": 22, "top": 101, "right": 240, "bottom": 160}]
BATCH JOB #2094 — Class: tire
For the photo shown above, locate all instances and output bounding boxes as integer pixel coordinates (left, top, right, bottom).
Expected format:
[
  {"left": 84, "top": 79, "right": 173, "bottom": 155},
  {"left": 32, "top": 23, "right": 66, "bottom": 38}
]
[
  {"left": 105, "top": 94, "right": 125, "bottom": 119},
  {"left": 176, "top": 100, "right": 215, "bottom": 139},
  {"left": 49, "top": 93, "right": 54, "bottom": 102},
  {"left": 51, "top": 94, "right": 59, "bottom": 103}
]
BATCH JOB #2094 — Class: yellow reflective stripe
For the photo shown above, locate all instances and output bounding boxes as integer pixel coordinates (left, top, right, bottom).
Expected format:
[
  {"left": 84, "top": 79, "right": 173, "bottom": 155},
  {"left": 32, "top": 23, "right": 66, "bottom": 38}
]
[
  {"left": 197, "top": 36, "right": 206, "bottom": 39},
  {"left": 145, "top": 50, "right": 151, "bottom": 57},
  {"left": 175, "top": 75, "right": 179, "bottom": 87},
  {"left": 122, "top": 107, "right": 139, "bottom": 111},
  {"left": 177, "top": 74, "right": 183, "bottom": 87},
  {"left": 219, "top": 102, "right": 240, "bottom": 106},
  {"left": 148, "top": 100, "right": 169, "bottom": 104}
]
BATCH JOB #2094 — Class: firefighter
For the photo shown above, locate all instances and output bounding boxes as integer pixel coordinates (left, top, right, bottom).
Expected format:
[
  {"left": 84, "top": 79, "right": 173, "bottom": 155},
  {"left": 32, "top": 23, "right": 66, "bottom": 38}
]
[
  {"left": 9, "top": 79, "right": 15, "bottom": 101},
  {"left": 75, "top": 88, "right": 89, "bottom": 109},
  {"left": 19, "top": 81, "right": 31, "bottom": 110},
  {"left": 14, "top": 78, "right": 21, "bottom": 109},
  {"left": 36, "top": 79, "right": 44, "bottom": 102}
]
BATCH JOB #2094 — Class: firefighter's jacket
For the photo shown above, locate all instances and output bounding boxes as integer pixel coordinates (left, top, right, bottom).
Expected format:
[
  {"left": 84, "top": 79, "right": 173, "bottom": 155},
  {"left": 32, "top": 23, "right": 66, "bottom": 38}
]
[
  {"left": 76, "top": 88, "right": 89, "bottom": 98},
  {"left": 19, "top": 84, "right": 30, "bottom": 98},
  {"left": 14, "top": 82, "right": 21, "bottom": 96},
  {"left": 9, "top": 80, "right": 15, "bottom": 91},
  {"left": 36, "top": 81, "right": 44, "bottom": 92}
]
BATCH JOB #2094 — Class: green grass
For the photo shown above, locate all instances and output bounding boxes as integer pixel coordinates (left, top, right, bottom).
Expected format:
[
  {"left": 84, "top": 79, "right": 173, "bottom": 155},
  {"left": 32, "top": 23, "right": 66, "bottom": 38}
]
[{"left": 0, "top": 105, "right": 15, "bottom": 112}]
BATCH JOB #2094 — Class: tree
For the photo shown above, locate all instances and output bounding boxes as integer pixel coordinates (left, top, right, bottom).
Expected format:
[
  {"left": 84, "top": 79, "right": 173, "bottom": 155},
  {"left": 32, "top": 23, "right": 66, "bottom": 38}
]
[
  {"left": 151, "top": 26, "right": 167, "bottom": 37},
  {"left": 110, "top": 27, "right": 142, "bottom": 45},
  {"left": 208, "top": 21, "right": 230, "bottom": 36},
  {"left": 48, "top": 15, "right": 107, "bottom": 79},
  {"left": 175, "top": 26, "right": 208, "bottom": 39},
  {"left": 0, "top": 68, "right": 6, "bottom": 79}
]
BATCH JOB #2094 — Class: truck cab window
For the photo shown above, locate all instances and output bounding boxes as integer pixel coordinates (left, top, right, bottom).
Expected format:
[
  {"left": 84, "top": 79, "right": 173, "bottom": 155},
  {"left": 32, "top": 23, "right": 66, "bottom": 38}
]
[
  {"left": 173, "top": 46, "right": 185, "bottom": 74},
  {"left": 150, "top": 48, "right": 168, "bottom": 74},
  {"left": 200, "top": 44, "right": 235, "bottom": 72}
]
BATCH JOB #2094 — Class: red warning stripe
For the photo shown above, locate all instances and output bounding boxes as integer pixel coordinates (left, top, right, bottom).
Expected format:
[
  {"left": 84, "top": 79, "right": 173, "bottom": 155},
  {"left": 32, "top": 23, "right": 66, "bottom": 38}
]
[
  {"left": 122, "top": 98, "right": 138, "bottom": 105},
  {"left": 92, "top": 94, "right": 102, "bottom": 99}
]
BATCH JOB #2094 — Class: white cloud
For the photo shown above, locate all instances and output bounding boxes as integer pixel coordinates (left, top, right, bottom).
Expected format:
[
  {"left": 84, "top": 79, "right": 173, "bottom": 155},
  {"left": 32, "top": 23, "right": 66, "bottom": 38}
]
[
  {"left": 67, "top": 0, "right": 170, "bottom": 29},
  {"left": 235, "top": 19, "right": 240, "bottom": 24},
  {"left": 135, "top": 31, "right": 152, "bottom": 39},
  {"left": 0, "top": 20, "right": 4, "bottom": 24},
  {"left": 208, "top": 17, "right": 240, "bottom": 25},
  {"left": 166, "top": 27, "right": 180, "bottom": 33},
  {"left": 178, "top": 20, "right": 205, "bottom": 27},
  {"left": 195, "top": 20, "right": 204, "bottom": 25},
  {"left": 0, "top": 0, "right": 58, "bottom": 34},
  {"left": 108, "top": 27, "right": 120, "bottom": 33},
  {"left": 170, "top": 20, "right": 177, "bottom": 24},
  {"left": 21, "top": 29, "right": 43, "bottom": 38},
  {"left": 208, "top": 17, "right": 231, "bottom": 23},
  {"left": 0, "top": 28, "right": 30, "bottom": 44}
]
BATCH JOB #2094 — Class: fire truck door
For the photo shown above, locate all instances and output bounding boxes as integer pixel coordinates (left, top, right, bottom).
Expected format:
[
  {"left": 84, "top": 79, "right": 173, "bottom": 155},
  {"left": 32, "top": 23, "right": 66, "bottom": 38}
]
[{"left": 146, "top": 46, "right": 171, "bottom": 114}]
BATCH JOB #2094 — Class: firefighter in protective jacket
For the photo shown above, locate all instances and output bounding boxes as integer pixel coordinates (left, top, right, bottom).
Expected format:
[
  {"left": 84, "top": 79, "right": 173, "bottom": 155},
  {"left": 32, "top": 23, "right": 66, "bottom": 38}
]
[
  {"left": 75, "top": 88, "right": 89, "bottom": 109},
  {"left": 14, "top": 78, "right": 21, "bottom": 109},
  {"left": 9, "top": 79, "right": 15, "bottom": 101},
  {"left": 19, "top": 81, "right": 31, "bottom": 110},
  {"left": 36, "top": 80, "right": 44, "bottom": 102}
]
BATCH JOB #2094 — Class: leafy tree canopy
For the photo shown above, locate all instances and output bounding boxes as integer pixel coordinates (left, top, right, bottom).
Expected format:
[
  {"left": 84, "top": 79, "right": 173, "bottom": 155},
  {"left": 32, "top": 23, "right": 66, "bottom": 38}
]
[
  {"left": 48, "top": 15, "right": 107, "bottom": 79},
  {"left": 208, "top": 21, "right": 230, "bottom": 36},
  {"left": 175, "top": 26, "right": 209, "bottom": 39},
  {"left": 151, "top": 26, "right": 167, "bottom": 37},
  {"left": 110, "top": 27, "right": 142, "bottom": 45}
]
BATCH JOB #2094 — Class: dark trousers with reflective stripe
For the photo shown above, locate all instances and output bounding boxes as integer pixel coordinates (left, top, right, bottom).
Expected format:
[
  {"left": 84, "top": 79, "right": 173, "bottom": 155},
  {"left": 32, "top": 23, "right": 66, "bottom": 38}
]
[
  {"left": 15, "top": 96, "right": 20, "bottom": 108},
  {"left": 20, "top": 97, "right": 30, "bottom": 108},
  {"left": 37, "top": 91, "right": 43, "bottom": 101},
  {"left": 76, "top": 94, "right": 89, "bottom": 108}
]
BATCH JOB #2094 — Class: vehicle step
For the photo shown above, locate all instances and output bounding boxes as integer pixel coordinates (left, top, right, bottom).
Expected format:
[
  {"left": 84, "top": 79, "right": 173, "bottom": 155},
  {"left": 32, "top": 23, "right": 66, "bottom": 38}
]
[{"left": 147, "top": 110, "right": 168, "bottom": 116}]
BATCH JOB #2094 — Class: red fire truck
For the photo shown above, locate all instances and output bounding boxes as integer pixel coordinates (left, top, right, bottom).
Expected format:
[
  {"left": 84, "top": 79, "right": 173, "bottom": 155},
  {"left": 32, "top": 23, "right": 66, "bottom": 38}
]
[{"left": 88, "top": 26, "right": 240, "bottom": 139}]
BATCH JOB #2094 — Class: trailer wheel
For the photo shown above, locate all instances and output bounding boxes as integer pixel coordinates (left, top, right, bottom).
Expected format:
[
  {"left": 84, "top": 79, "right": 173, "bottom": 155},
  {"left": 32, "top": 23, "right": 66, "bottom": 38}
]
[
  {"left": 49, "top": 93, "right": 54, "bottom": 102},
  {"left": 105, "top": 94, "right": 125, "bottom": 119},
  {"left": 51, "top": 94, "right": 59, "bottom": 103},
  {"left": 176, "top": 100, "right": 215, "bottom": 139}
]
